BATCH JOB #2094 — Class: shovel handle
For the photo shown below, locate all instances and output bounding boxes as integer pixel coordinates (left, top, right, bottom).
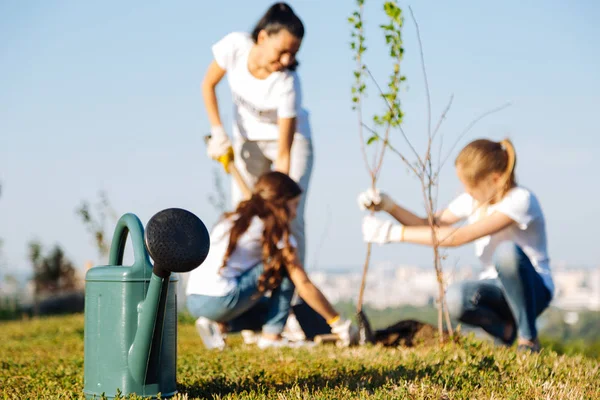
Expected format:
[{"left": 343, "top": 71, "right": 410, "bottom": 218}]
[
  {"left": 229, "top": 164, "right": 252, "bottom": 201},
  {"left": 204, "top": 135, "right": 252, "bottom": 200}
]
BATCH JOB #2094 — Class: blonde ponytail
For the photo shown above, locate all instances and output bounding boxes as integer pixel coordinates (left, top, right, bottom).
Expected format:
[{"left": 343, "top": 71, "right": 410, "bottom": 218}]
[{"left": 499, "top": 138, "right": 517, "bottom": 196}]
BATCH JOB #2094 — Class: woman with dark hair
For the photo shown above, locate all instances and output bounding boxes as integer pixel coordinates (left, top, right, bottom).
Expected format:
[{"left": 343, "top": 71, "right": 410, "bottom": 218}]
[
  {"left": 202, "top": 2, "right": 313, "bottom": 268},
  {"left": 186, "top": 172, "right": 356, "bottom": 349}
]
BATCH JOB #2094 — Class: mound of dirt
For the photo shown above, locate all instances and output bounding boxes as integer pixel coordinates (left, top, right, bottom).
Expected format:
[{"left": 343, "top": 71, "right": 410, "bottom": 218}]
[{"left": 374, "top": 319, "right": 448, "bottom": 348}]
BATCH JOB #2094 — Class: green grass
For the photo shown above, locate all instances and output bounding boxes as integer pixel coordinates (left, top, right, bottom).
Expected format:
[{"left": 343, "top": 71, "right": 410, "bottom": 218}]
[{"left": 1, "top": 314, "right": 599, "bottom": 399}]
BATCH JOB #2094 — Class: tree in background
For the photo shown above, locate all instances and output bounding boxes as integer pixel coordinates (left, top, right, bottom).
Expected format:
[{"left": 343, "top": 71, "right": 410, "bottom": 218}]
[
  {"left": 28, "top": 241, "right": 79, "bottom": 294},
  {"left": 28, "top": 240, "right": 80, "bottom": 316},
  {"left": 76, "top": 190, "right": 118, "bottom": 264}
]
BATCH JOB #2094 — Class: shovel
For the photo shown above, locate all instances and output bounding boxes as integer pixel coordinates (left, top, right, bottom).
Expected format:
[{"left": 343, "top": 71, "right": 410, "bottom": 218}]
[{"left": 203, "top": 134, "right": 252, "bottom": 200}]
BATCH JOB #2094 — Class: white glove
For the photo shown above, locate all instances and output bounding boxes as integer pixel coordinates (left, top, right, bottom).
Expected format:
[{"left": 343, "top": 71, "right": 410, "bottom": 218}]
[
  {"left": 329, "top": 317, "right": 359, "bottom": 347},
  {"left": 362, "top": 215, "right": 404, "bottom": 245},
  {"left": 206, "top": 126, "right": 233, "bottom": 160},
  {"left": 357, "top": 188, "right": 394, "bottom": 212}
]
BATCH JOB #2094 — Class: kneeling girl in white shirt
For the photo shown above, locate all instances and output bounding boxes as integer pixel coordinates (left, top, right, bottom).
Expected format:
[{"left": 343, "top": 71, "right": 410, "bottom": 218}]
[
  {"left": 187, "top": 171, "right": 356, "bottom": 349},
  {"left": 358, "top": 138, "right": 553, "bottom": 352}
]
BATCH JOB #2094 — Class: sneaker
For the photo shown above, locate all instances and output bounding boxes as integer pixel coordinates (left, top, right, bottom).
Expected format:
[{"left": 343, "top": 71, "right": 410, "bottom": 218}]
[
  {"left": 256, "top": 336, "right": 316, "bottom": 349},
  {"left": 195, "top": 317, "right": 226, "bottom": 350},
  {"left": 241, "top": 330, "right": 259, "bottom": 345},
  {"left": 517, "top": 339, "right": 541, "bottom": 353},
  {"left": 282, "top": 314, "right": 306, "bottom": 342}
]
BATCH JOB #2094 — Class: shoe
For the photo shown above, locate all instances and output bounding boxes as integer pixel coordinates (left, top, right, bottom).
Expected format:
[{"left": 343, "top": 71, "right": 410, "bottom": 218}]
[
  {"left": 282, "top": 314, "right": 306, "bottom": 342},
  {"left": 241, "top": 330, "right": 259, "bottom": 345},
  {"left": 256, "top": 336, "right": 316, "bottom": 349},
  {"left": 195, "top": 317, "right": 226, "bottom": 350},
  {"left": 517, "top": 339, "right": 541, "bottom": 353}
]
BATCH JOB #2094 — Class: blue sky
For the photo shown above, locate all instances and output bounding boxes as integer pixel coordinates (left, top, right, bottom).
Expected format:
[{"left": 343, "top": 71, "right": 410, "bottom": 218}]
[{"left": 1, "top": 0, "right": 599, "bottom": 278}]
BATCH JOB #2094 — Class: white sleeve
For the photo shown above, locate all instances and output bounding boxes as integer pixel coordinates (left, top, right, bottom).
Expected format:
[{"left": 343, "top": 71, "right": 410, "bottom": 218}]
[
  {"left": 446, "top": 193, "right": 474, "bottom": 219},
  {"left": 278, "top": 72, "right": 301, "bottom": 119},
  {"left": 494, "top": 188, "right": 536, "bottom": 229},
  {"left": 211, "top": 32, "right": 243, "bottom": 71}
]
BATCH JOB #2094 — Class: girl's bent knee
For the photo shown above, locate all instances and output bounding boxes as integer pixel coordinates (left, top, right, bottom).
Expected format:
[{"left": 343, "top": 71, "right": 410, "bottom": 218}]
[{"left": 445, "top": 283, "right": 466, "bottom": 319}]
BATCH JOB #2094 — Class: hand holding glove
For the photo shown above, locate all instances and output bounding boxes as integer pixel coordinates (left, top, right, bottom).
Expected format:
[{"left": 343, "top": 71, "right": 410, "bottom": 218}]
[
  {"left": 329, "top": 317, "right": 359, "bottom": 347},
  {"left": 357, "top": 188, "right": 395, "bottom": 213},
  {"left": 206, "top": 126, "right": 234, "bottom": 172},
  {"left": 362, "top": 215, "right": 405, "bottom": 245}
]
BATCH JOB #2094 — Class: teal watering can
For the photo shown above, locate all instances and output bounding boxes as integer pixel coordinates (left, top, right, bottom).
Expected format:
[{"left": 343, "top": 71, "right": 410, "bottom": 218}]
[{"left": 83, "top": 208, "right": 209, "bottom": 399}]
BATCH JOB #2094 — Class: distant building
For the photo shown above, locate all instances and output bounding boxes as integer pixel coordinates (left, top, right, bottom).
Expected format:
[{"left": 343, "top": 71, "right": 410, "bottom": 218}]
[{"left": 309, "top": 263, "right": 600, "bottom": 311}]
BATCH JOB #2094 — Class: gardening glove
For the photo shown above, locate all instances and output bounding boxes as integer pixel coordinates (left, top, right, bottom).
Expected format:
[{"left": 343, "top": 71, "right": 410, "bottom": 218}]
[
  {"left": 206, "top": 126, "right": 234, "bottom": 173},
  {"left": 362, "top": 215, "right": 404, "bottom": 245},
  {"left": 357, "top": 188, "right": 394, "bottom": 212},
  {"left": 329, "top": 317, "right": 359, "bottom": 347}
]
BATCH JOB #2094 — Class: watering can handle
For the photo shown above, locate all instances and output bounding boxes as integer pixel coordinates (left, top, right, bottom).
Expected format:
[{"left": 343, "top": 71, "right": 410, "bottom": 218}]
[{"left": 108, "top": 213, "right": 152, "bottom": 268}]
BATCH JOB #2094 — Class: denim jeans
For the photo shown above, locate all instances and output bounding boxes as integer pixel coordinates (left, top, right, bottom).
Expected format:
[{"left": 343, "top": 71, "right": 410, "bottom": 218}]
[
  {"left": 231, "top": 134, "right": 314, "bottom": 267},
  {"left": 186, "top": 263, "right": 294, "bottom": 335},
  {"left": 446, "top": 245, "right": 552, "bottom": 342}
]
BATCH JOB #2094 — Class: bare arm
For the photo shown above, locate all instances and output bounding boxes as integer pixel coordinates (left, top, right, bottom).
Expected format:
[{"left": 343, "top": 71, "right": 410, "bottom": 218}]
[
  {"left": 434, "top": 208, "right": 464, "bottom": 226},
  {"left": 401, "top": 211, "right": 514, "bottom": 247},
  {"left": 387, "top": 203, "right": 460, "bottom": 227},
  {"left": 201, "top": 61, "right": 226, "bottom": 127},
  {"left": 387, "top": 203, "right": 428, "bottom": 226},
  {"left": 284, "top": 258, "right": 338, "bottom": 322},
  {"left": 274, "top": 117, "right": 296, "bottom": 174}
]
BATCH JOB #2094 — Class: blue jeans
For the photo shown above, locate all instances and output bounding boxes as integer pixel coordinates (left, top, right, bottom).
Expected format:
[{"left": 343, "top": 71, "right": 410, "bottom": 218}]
[
  {"left": 186, "top": 263, "right": 294, "bottom": 335},
  {"left": 446, "top": 245, "right": 552, "bottom": 342}
]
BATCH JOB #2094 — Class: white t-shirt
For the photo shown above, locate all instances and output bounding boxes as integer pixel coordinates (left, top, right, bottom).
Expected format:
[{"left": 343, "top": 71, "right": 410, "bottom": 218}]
[
  {"left": 447, "top": 186, "right": 554, "bottom": 296},
  {"left": 186, "top": 215, "right": 297, "bottom": 297},
  {"left": 212, "top": 32, "right": 312, "bottom": 141}
]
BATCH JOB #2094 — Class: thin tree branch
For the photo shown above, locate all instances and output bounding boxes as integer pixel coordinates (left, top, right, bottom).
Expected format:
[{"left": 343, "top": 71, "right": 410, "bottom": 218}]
[
  {"left": 357, "top": 95, "right": 374, "bottom": 178},
  {"left": 440, "top": 102, "right": 512, "bottom": 170},
  {"left": 430, "top": 95, "right": 453, "bottom": 215},
  {"left": 357, "top": 242, "right": 372, "bottom": 313},
  {"left": 372, "top": 136, "right": 380, "bottom": 176},
  {"left": 362, "top": 123, "right": 420, "bottom": 177},
  {"left": 434, "top": 133, "right": 444, "bottom": 210},
  {"left": 365, "top": 67, "right": 423, "bottom": 167},
  {"left": 408, "top": 5, "right": 435, "bottom": 185},
  {"left": 409, "top": 6, "right": 431, "bottom": 141},
  {"left": 432, "top": 94, "right": 454, "bottom": 141},
  {"left": 432, "top": 94, "right": 454, "bottom": 209},
  {"left": 353, "top": 10, "right": 372, "bottom": 178},
  {"left": 408, "top": 5, "right": 455, "bottom": 340},
  {"left": 352, "top": 0, "right": 374, "bottom": 319},
  {"left": 374, "top": 122, "right": 393, "bottom": 180}
]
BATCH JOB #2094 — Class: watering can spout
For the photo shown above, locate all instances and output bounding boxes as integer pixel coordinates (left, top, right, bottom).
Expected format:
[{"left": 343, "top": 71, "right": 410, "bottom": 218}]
[
  {"left": 128, "top": 208, "right": 210, "bottom": 385},
  {"left": 128, "top": 273, "right": 170, "bottom": 384}
]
